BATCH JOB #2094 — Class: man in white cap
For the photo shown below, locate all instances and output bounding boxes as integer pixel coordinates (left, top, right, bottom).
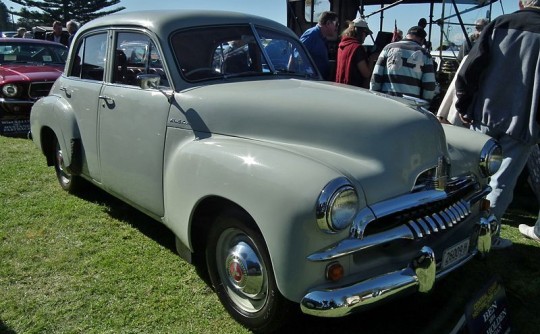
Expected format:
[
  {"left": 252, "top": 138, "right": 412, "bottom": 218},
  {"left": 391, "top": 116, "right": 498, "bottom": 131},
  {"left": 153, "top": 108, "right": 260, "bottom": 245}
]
[{"left": 335, "top": 18, "right": 373, "bottom": 88}]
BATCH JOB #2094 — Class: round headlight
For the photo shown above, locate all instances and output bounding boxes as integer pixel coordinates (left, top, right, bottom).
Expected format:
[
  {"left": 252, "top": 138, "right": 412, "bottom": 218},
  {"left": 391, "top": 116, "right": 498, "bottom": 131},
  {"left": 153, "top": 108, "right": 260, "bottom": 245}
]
[
  {"left": 317, "top": 178, "right": 359, "bottom": 233},
  {"left": 479, "top": 139, "right": 502, "bottom": 177},
  {"left": 2, "top": 84, "right": 19, "bottom": 97}
]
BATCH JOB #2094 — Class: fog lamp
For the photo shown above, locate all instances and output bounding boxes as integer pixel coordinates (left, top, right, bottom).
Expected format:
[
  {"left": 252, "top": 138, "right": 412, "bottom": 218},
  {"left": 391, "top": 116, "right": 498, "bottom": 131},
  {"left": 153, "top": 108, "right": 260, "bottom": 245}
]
[{"left": 2, "top": 84, "right": 18, "bottom": 97}]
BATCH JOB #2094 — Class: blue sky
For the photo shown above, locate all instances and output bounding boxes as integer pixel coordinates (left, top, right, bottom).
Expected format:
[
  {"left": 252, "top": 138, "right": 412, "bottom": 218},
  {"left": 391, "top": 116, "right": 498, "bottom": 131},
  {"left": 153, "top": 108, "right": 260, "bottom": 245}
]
[{"left": 5, "top": 0, "right": 515, "bottom": 48}]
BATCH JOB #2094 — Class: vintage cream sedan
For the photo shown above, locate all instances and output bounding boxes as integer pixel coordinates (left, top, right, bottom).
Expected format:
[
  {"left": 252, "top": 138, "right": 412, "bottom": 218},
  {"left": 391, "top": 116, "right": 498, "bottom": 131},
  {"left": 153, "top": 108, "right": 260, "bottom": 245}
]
[{"left": 30, "top": 10, "right": 502, "bottom": 333}]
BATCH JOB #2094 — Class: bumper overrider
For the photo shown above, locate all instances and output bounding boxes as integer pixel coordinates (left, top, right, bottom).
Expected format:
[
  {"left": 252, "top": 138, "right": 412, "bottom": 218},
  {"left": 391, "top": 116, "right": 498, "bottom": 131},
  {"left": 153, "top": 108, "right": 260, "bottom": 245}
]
[{"left": 301, "top": 181, "right": 494, "bottom": 317}]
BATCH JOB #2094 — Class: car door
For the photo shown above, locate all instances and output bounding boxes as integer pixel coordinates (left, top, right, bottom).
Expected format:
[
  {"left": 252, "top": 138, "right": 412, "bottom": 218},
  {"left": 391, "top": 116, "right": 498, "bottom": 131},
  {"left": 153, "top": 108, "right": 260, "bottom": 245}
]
[
  {"left": 61, "top": 31, "right": 108, "bottom": 182},
  {"left": 98, "top": 31, "right": 171, "bottom": 216}
]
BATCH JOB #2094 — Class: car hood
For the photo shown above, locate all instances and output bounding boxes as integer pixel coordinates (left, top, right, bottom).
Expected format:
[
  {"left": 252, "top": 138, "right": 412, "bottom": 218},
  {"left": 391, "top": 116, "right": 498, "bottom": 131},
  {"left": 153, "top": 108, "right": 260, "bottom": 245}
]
[
  {"left": 177, "top": 79, "right": 448, "bottom": 202},
  {"left": 0, "top": 64, "right": 64, "bottom": 82}
]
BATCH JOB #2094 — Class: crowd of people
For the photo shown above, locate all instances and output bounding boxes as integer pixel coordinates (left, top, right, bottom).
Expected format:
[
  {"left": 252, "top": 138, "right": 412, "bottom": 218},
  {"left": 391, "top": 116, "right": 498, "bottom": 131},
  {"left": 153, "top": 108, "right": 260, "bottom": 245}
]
[
  {"left": 301, "top": 0, "right": 540, "bottom": 249},
  {"left": 10, "top": 19, "right": 79, "bottom": 47}
]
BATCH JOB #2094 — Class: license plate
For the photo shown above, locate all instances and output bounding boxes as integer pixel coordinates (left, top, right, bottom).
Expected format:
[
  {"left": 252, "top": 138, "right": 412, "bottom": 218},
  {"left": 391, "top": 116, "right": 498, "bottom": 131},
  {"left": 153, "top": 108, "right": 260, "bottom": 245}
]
[
  {"left": 0, "top": 119, "right": 30, "bottom": 134},
  {"left": 442, "top": 239, "right": 470, "bottom": 269}
]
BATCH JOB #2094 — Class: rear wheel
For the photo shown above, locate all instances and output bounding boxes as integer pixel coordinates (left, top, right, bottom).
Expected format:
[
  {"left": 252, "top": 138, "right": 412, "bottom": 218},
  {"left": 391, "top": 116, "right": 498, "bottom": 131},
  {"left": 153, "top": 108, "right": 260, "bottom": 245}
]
[
  {"left": 53, "top": 138, "right": 82, "bottom": 193},
  {"left": 206, "top": 209, "right": 293, "bottom": 333}
]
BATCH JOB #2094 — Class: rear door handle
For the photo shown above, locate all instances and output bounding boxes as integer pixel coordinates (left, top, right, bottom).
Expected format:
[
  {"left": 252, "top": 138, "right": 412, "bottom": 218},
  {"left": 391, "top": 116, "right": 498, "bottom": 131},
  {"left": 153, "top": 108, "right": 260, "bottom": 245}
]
[
  {"left": 98, "top": 95, "right": 115, "bottom": 107},
  {"left": 59, "top": 86, "right": 71, "bottom": 97}
]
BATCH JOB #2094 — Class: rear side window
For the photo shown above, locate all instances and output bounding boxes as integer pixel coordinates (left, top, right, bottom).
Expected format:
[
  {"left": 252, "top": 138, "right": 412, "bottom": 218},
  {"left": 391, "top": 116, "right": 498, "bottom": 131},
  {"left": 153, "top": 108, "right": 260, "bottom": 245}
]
[{"left": 69, "top": 33, "right": 107, "bottom": 81}]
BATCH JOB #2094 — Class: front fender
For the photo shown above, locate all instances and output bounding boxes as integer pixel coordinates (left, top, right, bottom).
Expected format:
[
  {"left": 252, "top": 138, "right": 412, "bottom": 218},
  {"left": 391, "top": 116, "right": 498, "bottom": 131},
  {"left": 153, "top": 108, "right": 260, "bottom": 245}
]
[
  {"left": 30, "top": 95, "right": 80, "bottom": 167},
  {"left": 163, "top": 129, "right": 353, "bottom": 302},
  {"left": 443, "top": 124, "right": 493, "bottom": 183}
]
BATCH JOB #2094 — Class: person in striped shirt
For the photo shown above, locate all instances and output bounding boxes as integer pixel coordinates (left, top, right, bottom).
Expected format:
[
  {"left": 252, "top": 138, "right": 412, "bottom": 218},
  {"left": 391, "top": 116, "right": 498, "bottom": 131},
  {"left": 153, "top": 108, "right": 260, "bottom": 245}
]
[{"left": 369, "top": 26, "right": 436, "bottom": 103}]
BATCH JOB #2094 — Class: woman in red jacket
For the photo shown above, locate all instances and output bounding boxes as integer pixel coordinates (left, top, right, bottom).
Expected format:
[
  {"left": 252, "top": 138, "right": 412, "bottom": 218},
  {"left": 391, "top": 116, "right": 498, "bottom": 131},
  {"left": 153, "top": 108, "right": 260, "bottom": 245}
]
[{"left": 335, "top": 18, "right": 373, "bottom": 88}]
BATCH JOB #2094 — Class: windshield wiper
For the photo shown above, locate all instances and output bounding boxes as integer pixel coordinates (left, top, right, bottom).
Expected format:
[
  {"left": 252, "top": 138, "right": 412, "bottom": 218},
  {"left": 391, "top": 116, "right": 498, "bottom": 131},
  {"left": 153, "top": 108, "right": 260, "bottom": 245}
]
[
  {"left": 273, "top": 69, "right": 317, "bottom": 79},
  {"left": 222, "top": 71, "right": 272, "bottom": 79}
]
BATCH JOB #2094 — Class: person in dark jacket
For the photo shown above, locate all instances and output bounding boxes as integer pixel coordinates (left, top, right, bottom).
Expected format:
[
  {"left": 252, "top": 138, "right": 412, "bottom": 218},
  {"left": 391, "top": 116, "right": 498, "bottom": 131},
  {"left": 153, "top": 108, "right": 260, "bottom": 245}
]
[
  {"left": 45, "top": 21, "right": 69, "bottom": 46},
  {"left": 455, "top": 0, "right": 540, "bottom": 249},
  {"left": 335, "top": 18, "right": 373, "bottom": 88}
]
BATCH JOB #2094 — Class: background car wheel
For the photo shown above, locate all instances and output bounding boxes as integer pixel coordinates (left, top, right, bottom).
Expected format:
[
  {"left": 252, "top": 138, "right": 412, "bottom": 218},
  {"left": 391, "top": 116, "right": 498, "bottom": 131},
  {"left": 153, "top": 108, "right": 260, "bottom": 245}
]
[
  {"left": 206, "top": 208, "right": 294, "bottom": 333},
  {"left": 53, "top": 138, "right": 82, "bottom": 193}
]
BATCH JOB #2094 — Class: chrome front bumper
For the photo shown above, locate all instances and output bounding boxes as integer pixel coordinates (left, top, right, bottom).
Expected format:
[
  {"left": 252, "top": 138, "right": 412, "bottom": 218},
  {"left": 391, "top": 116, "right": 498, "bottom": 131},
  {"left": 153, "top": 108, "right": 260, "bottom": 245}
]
[{"left": 300, "top": 215, "right": 494, "bottom": 317}]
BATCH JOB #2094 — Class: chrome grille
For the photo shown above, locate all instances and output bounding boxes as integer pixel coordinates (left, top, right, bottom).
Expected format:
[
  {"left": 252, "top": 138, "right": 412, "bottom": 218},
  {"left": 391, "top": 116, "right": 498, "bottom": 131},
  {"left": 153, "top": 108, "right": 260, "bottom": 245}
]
[
  {"left": 405, "top": 199, "right": 471, "bottom": 238},
  {"left": 28, "top": 82, "right": 54, "bottom": 99},
  {"left": 354, "top": 175, "right": 478, "bottom": 239}
]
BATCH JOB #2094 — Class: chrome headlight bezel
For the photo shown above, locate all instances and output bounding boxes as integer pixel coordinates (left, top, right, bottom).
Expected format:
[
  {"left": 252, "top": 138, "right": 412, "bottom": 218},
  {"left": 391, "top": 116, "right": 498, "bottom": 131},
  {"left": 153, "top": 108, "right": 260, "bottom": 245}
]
[
  {"left": 2, "top": 84, "right": 19, "bottom": 97},
  {"left": 479, "top": 138, "right": 502, "bottom": 177},
  {"left": 316, "top": 177, "right": 360, "bottom": 233}
]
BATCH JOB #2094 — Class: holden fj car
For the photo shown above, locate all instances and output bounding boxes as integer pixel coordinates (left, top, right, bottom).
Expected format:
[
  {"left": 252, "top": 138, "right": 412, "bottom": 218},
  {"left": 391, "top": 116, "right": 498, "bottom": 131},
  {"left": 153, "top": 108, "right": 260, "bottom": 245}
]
[
  {"left": 30, "top": 10, "right": 502, "bottom": 333},
  {"left": 0, "top": 38, "right": 67, "bottom": 136}
]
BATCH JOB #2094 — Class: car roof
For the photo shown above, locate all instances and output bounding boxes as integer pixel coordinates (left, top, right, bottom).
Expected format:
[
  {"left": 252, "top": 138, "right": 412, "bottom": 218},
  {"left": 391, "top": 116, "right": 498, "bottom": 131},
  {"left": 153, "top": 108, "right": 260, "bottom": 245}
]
[{"left": 81, "top": 10, "right": 295, "bottom": 38}]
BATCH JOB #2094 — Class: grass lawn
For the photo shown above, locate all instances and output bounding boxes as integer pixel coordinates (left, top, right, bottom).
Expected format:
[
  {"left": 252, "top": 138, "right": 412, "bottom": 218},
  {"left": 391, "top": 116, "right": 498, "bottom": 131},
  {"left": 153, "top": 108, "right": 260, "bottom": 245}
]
[{"left": 1, "top": 135, "right": 539, "bottom": 333}]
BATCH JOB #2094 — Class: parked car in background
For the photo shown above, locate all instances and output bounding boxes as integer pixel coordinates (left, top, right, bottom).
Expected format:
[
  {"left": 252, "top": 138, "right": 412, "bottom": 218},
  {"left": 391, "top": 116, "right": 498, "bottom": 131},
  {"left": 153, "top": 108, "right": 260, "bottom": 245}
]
[
  {"left": 30, "top": 10, "right": 502, "bottom": 333},
  {"left": 2, "top": 31, "right": 17, "bottom": 38},
  {"left": 0, "top": 38, "right": 67, "bottom": 136}
]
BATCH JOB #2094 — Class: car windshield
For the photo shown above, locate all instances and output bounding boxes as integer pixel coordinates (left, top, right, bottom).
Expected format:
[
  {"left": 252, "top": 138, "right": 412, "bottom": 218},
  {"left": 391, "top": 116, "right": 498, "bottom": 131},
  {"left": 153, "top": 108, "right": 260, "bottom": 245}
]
[
  {"left": 172, "top": 25, "right": 318, "bottom": 82},
  {"left": 0, "top": 41, "right": 68, "bottom": 65}
]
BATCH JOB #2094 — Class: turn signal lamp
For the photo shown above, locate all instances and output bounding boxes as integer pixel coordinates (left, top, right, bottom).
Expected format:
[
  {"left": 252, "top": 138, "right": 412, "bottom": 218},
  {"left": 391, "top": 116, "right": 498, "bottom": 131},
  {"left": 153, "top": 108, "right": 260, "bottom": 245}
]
[{"left": 326, "top": 262, "right": 344, "bottom": 282}]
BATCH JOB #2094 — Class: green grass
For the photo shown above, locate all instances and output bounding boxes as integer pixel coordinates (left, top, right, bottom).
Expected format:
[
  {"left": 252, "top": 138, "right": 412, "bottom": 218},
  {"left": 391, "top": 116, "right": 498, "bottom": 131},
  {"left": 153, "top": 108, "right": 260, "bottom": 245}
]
[{"left": 1, "top": 135, "right": 539, "bottom": 333}]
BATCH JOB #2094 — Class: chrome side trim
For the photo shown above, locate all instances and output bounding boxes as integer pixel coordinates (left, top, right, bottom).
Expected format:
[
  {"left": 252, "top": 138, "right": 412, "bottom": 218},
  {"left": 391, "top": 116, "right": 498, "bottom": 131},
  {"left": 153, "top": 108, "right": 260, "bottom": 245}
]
[{"left": 307, "top": 185, "right": 491, "bottom": 262}]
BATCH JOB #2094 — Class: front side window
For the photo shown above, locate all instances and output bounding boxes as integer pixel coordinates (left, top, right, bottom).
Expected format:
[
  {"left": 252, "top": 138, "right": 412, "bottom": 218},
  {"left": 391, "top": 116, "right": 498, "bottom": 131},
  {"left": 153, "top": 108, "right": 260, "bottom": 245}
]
[
  {"left": 172, "top": 25, "right": 317, "bottom": 82},
  {"left": 114, "top": 32, "right": 169, "bottom": 88}
]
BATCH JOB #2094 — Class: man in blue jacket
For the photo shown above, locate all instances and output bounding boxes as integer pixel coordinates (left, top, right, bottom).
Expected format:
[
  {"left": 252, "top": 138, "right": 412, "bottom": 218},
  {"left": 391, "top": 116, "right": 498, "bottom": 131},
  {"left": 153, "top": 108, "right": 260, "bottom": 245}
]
[
  {"left": 455, "top": 0, "right": 540, "bottom": 249},
  {"left": 300, "top": 11, "right": 338, "bottom": 80}
]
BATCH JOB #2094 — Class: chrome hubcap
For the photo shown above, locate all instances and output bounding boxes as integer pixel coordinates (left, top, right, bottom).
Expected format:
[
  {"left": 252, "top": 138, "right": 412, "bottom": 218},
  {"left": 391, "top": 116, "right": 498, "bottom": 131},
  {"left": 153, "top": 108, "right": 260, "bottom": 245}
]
[
  {"left": 225, "top": 241, "right": 264, "bottom": 298},
  {"left": 216, "top": 228, "right": 268, "bottom": 313},
  {"left": 56, "top": 144, "right": 71, "bottom": 186}
]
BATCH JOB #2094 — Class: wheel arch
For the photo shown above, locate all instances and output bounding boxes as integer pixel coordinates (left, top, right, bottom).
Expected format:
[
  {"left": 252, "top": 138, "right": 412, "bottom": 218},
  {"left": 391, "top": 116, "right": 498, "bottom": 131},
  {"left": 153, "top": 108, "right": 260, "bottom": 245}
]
[{"left": 31, "top": 96, "right": 82, "bottom": 171}]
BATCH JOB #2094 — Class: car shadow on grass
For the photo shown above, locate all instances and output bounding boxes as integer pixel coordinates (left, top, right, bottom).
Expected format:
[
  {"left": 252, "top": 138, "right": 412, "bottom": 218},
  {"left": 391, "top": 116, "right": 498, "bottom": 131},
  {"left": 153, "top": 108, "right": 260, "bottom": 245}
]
[
  {"left": 73, "top": 181, "right": 177, "bottom": 255},
  {"left": 0, "top": 319, "right": 16, "bottom": 334}
]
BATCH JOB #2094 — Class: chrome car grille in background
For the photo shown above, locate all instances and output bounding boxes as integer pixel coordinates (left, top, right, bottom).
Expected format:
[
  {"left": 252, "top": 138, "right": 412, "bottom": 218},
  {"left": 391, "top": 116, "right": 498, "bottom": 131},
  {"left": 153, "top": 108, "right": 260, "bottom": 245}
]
[{"left": 28, "top": 82, "right": 54, "bottom": 99}]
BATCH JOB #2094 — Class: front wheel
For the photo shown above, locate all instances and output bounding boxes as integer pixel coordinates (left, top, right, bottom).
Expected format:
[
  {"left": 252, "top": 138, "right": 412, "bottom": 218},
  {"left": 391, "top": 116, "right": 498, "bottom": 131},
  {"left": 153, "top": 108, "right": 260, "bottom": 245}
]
[
  {"left": 206, "top": 209, "right": 294, "bottom": 333},
  {"left": 53, "top": 138, "right": 82, "bottom": 193}
]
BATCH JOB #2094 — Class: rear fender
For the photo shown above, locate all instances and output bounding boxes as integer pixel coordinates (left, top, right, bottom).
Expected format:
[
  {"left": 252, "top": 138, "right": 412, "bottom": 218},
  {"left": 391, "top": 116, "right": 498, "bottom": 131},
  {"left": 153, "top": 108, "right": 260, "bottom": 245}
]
[{"left": 31, "top": 96, "right": 80, "bottom": 168}]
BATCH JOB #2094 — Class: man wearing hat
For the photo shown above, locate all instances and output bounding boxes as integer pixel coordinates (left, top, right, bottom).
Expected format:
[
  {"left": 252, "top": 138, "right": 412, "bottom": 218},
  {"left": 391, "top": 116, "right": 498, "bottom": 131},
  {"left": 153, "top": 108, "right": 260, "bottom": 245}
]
[
  {"left": 335, "top": 18, "right": 374, "bottom": 88},
  {"left": 370, "top": 26, "right": 436, "bottom": 102},
  {"left": 14, "top": 27, "right": 26, "bottom": 38}
]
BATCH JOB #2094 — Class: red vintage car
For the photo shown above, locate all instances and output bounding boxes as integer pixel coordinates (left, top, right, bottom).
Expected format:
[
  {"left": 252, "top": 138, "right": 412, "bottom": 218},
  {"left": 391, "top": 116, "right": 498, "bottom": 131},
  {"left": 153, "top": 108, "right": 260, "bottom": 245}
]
[{"left": 0, "top": 38, "right": 67, "bottom": 136}]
